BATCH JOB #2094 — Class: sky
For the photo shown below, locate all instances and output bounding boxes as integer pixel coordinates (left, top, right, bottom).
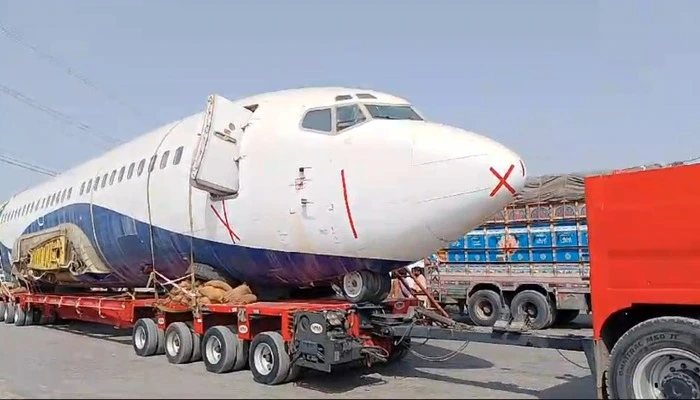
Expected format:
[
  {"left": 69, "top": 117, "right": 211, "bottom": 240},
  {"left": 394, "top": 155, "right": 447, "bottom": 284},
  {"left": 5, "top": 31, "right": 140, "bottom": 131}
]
[{"left": 0, "top": 0, "right": 699, "bottom": 200}]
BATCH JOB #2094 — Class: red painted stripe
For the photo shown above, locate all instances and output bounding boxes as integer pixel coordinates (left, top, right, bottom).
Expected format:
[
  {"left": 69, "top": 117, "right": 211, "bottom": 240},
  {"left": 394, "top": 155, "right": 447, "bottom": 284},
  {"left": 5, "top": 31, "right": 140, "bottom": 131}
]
[
  {"left": 210, "top": 201, "right": 240, "bottom": 243},
  {"left": 221, "top": 200, "right": 241, "bottom": 241},
  {"left": 340, "top": 169, "right": 359, "bottom": 239}
]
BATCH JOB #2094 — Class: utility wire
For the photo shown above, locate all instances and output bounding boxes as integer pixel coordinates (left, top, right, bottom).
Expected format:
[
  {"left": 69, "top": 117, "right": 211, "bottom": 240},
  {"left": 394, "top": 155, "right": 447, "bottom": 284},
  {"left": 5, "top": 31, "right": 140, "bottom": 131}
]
[
  {"left": 0, "top": 21, "right": 146, "bottom": 120},
  {"left": 0, "top": 82, "right": 123, "bottom": 146},
  {"left": 0, "top": 153, "right": 57, "bottom": 176}
]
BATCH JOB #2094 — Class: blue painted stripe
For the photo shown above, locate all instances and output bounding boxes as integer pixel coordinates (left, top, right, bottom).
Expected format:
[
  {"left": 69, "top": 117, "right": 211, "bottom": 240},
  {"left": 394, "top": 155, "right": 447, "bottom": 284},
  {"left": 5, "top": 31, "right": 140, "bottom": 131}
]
[{"left": 0, "top": 203, "right": 406, "bottom": 287}]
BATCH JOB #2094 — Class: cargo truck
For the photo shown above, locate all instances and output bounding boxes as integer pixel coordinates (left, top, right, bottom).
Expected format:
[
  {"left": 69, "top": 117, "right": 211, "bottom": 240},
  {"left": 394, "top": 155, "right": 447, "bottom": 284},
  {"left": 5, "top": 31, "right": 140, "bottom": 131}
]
[
  {"left": 425, "top": 164, "right": 672, "bottom": 330},
  {"left": 1, "top": 161, "right": 699, "bottom": 399}
]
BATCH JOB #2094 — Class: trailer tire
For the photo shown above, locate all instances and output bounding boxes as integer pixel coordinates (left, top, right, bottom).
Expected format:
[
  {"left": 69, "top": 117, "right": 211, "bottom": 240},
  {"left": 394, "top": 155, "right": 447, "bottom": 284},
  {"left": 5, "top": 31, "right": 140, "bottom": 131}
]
[
  {"left": 30, "top": 308, "right": 42, "bottom": 325},
  {"left": 190, "top": 328, "right": 202, "bottom": 362},
  {"left": 0, "top": 301, "right": 5, "bottom": 322},
  {"left": 156, "top": 328, "right": 165, "bottom": 355},
  {"left": 13, "top": 306, "right": 26, "bottom": 327},
  {"left": 133, "top": 318, "right": 160, "bottom": 357},
  {"left": 511, "top": 290, "right": 552, "bottom": 330},
  {"left": 23, "top": 308, "right": 33, "bottom": 326},
  {"left": 607, "top": 316, "right": 700, "bottom": 400},
  {"left": 165, "top": 322, "right": 195, "bottom": 364},
  {"left": 467, "top": 289, "right": 501, "bottom": 327},
  {"left": 553, "top": 310, "right": 579, "bottom": 326},
  {"left": 249, "top": 331, "right": 291, "bottom": 385},
  {"left": 229, "top": 325, "right": 249, "bottom": 371},
  {"left": 4, "top": 302, "right": 14, "bottom": 324},
  {"left": 202, "top": 326, "right": 238, "bottom": 373}
]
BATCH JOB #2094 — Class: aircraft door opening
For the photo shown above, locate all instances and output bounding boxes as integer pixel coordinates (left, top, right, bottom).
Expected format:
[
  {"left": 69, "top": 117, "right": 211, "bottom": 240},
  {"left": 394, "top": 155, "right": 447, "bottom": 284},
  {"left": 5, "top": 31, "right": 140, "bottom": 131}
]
[{"left": 190, "top": 94, "right": 253, "bottom": 197}]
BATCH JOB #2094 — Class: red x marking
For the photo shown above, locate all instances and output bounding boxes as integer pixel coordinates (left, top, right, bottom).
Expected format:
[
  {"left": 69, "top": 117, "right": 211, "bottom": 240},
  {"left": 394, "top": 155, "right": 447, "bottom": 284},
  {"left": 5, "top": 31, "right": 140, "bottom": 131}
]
[
  {"left": 489, "top": 164, "right": 516, "bottom": 197},
  {"left": 210, "top": 200, "right": 241, "bottom": 243}
]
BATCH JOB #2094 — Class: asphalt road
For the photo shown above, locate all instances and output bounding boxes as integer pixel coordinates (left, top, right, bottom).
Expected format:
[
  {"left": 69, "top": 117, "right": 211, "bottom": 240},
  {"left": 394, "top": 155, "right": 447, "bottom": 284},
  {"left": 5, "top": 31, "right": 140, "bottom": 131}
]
[{"left": 0, "top": 315, "right": 594, "bottom": 399}]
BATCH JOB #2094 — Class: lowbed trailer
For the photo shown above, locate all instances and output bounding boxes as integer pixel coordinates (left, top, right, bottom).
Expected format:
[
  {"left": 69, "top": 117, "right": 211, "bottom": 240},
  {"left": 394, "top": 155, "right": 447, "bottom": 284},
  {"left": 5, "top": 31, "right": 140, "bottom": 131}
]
[{"left": 1, "top": 162, "right": 699, "bottom": 399}]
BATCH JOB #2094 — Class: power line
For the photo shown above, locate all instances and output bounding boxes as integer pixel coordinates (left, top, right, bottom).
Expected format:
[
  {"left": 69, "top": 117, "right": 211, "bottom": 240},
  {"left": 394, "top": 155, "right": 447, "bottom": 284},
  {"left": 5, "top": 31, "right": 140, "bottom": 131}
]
[
  {"left": 0, "top": 82, "right": 123, "bottom": 146},
  {"left": 0, "top": 153, "right": 57, "bottom": 176},
  {"left": 0, "top": 21, "right": 146, "bottom": 120}
]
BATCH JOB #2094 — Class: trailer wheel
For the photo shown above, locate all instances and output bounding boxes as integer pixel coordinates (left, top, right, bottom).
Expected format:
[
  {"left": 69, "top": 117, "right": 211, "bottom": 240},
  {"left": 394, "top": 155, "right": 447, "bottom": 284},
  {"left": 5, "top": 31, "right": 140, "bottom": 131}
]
[
  {"left": 229, "top": 325, "right": 249, "bottom": 371},
  {"left": 165, "top": 322, "right": 195, "bottom": 364},
  {"left": 13, "top": 306, "right": 26, "bottom": 327},
  {"left": 133, "top": 318, "right": 160, "bottom": 357},
  {"left": 202, "top": 326, "right": 238, "bottom": 373},
  {"left": 23, "top": 308, "right": 34, "bottom": 326},
  {"left": 553, "top": 310, "right": 579, "bottom": 326},
  {"left": 190, "top": 328, "right": 202, "bottom": 363},
  {"left": 156, "top": 328, "right": 165, "bottom": 355},
  {"left": 510, "top": 290, "right": 552, "bottom": 330},
  {"left": 30, "top": 308, "right": 42, "bottom": 325},
  {"left": 249, "top": 331, "right": 291, "bottom": 385},
  {"left": 467, "top": 289, "right": 502, "bottom": 326},
  {"left": 0, "top": 301, "right": 5, "bottom": 322},
  {"left": 4, "top": 303, "right": 14, "bottom": 324},
  {"left": 608, "top": 316, "right": 700, "bottom": 400}
]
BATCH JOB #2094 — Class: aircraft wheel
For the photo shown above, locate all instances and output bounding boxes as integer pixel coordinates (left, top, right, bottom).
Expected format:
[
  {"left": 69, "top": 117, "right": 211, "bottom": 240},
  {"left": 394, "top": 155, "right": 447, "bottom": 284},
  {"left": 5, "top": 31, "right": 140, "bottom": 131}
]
[
  {"left": 341, "top": 271, "right": 390, "bottom": 303},
  {"left": 132, "top": 318, "right": 161, "bottom": 357},
  {"left": 165, "top": 322, "right": 195, "bottom": 364},
  {"left": 249, "top": 331, "right": 290, "bottom": 385}
]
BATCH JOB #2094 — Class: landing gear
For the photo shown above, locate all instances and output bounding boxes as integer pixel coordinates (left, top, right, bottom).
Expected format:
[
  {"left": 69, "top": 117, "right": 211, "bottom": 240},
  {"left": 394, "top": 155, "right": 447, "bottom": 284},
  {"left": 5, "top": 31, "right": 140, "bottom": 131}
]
[{"left": 341, "top": 271, "right": 391, "bottom": 304}]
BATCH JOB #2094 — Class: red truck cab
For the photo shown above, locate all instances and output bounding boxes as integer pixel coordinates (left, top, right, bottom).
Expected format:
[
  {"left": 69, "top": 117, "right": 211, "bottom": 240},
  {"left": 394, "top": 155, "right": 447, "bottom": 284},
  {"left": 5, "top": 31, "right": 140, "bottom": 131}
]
[{"left": 586, "top": 163, "right": 700, "bottom": 399}]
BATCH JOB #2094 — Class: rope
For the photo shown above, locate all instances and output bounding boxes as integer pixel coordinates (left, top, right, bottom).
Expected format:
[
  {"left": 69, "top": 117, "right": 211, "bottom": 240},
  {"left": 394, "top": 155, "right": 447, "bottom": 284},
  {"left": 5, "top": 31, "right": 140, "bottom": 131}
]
[{"left": 145, "top": 119, "right": 183, "bottom": 300}]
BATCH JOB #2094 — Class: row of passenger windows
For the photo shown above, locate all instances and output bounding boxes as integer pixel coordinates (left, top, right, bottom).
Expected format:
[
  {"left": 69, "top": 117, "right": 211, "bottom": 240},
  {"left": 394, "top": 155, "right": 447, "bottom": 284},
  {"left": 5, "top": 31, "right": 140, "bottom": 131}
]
[
  {"left": 301, "top": 103, "right": 423, "bottom": 134},
  {"left": 0, "top": 145, "right": 185, "bottom": 224}
]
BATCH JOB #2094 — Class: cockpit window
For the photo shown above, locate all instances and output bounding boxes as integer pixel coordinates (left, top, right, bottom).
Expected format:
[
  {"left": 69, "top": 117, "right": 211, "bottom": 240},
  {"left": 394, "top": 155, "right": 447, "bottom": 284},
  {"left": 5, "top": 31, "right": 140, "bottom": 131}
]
[
  {"left": 363, "top": 104, "right": 423, "bottom": 121},
  {"left": 301, "top": 108, "right": 332, "bottom": 132},
  {"left": 336, "top": 104, "right": 366, "bottom": 132}
]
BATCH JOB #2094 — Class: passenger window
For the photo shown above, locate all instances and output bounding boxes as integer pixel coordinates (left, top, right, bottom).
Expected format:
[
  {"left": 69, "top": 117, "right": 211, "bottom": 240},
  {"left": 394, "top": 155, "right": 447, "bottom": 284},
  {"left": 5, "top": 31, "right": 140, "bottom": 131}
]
[
  {"left": 40, "top": 198, "right": 46, "bottom": 208},
  {"left": 118, "top": 166, "right": 126, "bottom": 182},
  {"left": 148, "top": 155, "right": 157, "bottom": 173},
  {"left": 301, "top": 108, "right": 332, "bottom": 132},
  {"left": 80, "top": 182, "right": 86, "bottom": 195},
  {"left": 109, "top": 169, "right": 117, "bottom": 185},
  {"left": 101, "top": 173, "right": 108, "bottom": 188},
  {"left": 336, "top": 104, "right": 366, "bottom": 132},
  {"left": 173, "top": 146, "right": 183, "bottom": 165},
  {"left": 86, "top": 179, "right": 93, "bottom": 193},
  {"left": 60, "top": 189, "right": 67, "bottom": 203},
  {"left": 93, "top": 176, "right": 100, "bottom": 191},
  {"left": 137, "top": 159, "right": 146, "bottom": 176},
  {"left": 160, "top": 151, "right": 170, "bottom": 169},
  {"left": 67, "top": 187, "right": 72, "bottom": 200},
  {"left": 127, "top": 163, "right": 135, "bottom": 179}
]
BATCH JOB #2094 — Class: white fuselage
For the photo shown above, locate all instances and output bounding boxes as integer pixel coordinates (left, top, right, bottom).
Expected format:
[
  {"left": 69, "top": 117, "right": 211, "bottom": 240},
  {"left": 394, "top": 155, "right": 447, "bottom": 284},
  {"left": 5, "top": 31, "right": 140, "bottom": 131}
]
[{"left": 0, "top": 87, "right": 527, "bottom": 289}]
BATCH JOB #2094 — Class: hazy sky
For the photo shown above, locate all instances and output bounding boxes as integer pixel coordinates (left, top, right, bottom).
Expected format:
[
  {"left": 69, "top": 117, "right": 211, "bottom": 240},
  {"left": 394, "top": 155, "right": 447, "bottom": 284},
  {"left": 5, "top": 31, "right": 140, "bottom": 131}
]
[{"left": 1, "top": 0, "right": 698, "bottom": 200}]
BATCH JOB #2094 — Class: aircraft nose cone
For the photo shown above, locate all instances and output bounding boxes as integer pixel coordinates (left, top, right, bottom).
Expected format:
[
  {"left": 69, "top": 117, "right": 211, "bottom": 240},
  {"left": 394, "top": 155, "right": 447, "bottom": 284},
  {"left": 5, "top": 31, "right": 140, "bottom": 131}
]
[{"left": 410, "top": 125, "right": 527, "bottom": 245}]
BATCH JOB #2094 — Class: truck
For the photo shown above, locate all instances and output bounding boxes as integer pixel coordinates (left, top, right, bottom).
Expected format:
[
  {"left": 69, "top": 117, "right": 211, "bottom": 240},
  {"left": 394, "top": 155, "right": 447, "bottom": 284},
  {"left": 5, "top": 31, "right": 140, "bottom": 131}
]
[
  {"left": 425, "top": 164, "right": 670, "bottom": 330},
  {"left": 1, "top": 161, "right": 699, "bottom": 399}
]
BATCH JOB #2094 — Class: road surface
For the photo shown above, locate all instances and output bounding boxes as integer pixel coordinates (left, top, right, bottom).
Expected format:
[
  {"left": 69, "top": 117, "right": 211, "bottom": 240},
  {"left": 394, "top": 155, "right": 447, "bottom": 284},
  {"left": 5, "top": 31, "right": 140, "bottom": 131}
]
[{"left": 0, "top": 315, "right": 594, "bottom": 399}]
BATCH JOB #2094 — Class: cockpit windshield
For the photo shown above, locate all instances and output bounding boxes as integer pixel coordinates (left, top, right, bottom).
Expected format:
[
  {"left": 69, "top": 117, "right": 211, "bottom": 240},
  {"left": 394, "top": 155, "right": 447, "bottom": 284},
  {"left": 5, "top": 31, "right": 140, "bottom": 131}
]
[{"left": 363, "top": 104, "right": 423, "bottom": 121}]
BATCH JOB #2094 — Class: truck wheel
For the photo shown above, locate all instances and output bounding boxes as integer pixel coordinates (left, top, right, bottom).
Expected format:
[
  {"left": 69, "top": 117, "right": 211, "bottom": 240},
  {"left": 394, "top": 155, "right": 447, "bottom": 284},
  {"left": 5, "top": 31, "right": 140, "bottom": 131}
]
[
  {"left": 249, "top": 331, "right": 291, "bottom": 385},
  {"left": 553, "top": 310, "right": 580, "bottom": 326},
  {"left": 132, "top": 318, "right": 160, "bottom": 357},
  {"left": 23, "top": 308, "right": 34, "bottom": 326},
  {"left": 202, "top": 326, "right": 239, "bottom": 373},
  {"left": 14, "top": 306, "right": 26, "bottom": 327},
  {"left": 467, "top": 289, "right": 501, "bottom": 326},
  {"left": 0, "top": 301, "right": 5, "bottom": 322},
  {"left": 4, "top": 303, "right": 15, "bottom": 324},
  {"left": 510, "top": 290, "right": 552, "bottom": 330},
  {"left": 165, "top": 322, "right": 195, "bottom": 364},
  {"left": 608, "top": 316, "right": 700, "bottom": 399},
  {"left": 30, "top": 308, "right": 42, "bottom": 325}
]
